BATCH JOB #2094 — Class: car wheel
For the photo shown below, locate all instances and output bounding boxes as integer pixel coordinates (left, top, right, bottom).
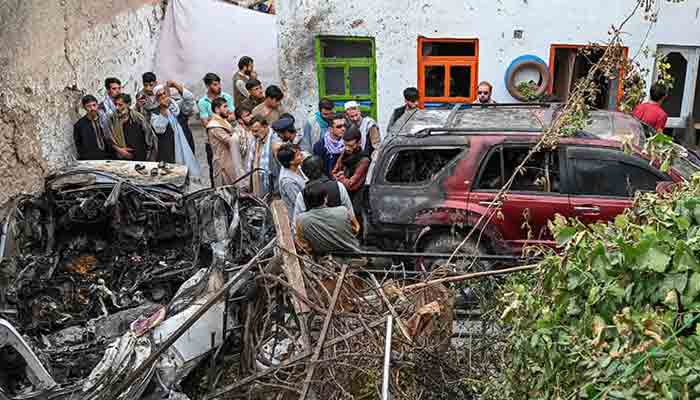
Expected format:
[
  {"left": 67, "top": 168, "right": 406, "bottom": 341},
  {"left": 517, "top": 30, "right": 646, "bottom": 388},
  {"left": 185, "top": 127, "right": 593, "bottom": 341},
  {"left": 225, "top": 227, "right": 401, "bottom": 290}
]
[
  {"left": 421, "top": 232, "right": 495, "bottom": 308},
  {"left": 421, "top": 232, "right": 491, "bottom": 273}
]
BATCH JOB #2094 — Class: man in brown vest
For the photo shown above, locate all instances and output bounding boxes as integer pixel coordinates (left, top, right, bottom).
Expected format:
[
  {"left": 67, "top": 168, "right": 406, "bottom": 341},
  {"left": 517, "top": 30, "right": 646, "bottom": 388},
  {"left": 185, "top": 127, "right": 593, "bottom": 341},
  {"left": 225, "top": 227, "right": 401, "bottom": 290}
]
[{"left": 233, "top": 56, "right": 256, "bottom": 109}]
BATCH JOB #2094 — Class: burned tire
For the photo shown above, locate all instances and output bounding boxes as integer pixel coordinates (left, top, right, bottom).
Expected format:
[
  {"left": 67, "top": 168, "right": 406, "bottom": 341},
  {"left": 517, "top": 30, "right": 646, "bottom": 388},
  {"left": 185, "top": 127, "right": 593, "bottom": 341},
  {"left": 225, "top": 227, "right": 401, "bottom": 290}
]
[
  {"left": 422, "top": 233, "right": 495, "bottom": 308},
  {"left": 422, "top": 233, "right": 492, "bottom": 273}
]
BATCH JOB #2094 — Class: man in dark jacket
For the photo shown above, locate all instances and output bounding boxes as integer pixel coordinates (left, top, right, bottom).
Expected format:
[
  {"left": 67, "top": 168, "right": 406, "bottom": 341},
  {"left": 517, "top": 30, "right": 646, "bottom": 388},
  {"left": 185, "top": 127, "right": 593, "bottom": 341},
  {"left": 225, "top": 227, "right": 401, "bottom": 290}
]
[
  {"left": 332, "top": 126, "right": 370, "bottom": 216},
  {"left": 312, "top": 113, "right": 346, "bottom": 177},
  {"left": 73, "top": 95, "right": 114, "bottom": 160},
  {"left": 387, "top": 87, "right": 419, "bottom": 132}
]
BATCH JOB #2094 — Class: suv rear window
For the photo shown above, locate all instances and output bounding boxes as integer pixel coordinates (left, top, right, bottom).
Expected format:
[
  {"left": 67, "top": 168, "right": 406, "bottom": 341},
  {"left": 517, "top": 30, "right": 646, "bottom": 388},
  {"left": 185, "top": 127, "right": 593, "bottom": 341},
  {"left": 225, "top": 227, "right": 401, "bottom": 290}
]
[
  {"left": 476, "top": 146, "right": 560, "bottom": 192},
  {"left": 385, "top": 148, "right": 462, "bottom": 184},
  {"left": 567, "top": 147, "right": 670, "bottom": 197}
]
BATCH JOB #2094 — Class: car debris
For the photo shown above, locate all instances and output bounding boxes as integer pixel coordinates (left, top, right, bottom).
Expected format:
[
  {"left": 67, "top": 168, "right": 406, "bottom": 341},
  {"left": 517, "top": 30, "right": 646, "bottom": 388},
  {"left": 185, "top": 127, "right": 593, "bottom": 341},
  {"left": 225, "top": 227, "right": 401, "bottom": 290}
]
[{"left": 0, "top": 161, "right": 274, "bottom": 399}]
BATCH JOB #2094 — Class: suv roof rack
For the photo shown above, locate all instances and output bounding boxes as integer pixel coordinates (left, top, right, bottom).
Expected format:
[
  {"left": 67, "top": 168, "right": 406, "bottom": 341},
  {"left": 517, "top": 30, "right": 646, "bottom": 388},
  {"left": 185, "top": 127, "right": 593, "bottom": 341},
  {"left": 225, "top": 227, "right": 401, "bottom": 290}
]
[
  {"left": 425, "top": 102, "right": 554, "bottom": 110},
  {"left": 413, "top": 127, "right": 543, "bottom": 138}
]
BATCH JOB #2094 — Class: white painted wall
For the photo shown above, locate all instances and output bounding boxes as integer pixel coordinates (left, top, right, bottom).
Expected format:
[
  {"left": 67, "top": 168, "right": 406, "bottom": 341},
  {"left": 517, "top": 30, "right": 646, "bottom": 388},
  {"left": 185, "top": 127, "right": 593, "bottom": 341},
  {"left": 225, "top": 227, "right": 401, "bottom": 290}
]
[{"left": 277, "top": 0, "right": 700, "bottom": 132}]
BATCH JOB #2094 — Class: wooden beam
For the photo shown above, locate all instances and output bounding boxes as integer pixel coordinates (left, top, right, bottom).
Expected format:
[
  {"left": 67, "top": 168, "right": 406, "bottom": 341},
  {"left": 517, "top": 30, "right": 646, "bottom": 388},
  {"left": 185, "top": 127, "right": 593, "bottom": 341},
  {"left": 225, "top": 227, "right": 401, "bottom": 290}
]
[{"left": 270, "top": 200, "right": 310, "bottom": 314}]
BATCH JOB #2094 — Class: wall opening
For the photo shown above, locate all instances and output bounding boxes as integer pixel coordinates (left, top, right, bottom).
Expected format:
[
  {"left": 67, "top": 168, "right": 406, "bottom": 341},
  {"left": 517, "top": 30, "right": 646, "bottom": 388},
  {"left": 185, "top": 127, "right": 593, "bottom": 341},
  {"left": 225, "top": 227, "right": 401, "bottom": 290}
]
[
  {"left": 549, "top": 45, "right": 627, "bottom": 110},
  {"left": 662, "top": 52, "right": 689, "bottom": 118}
]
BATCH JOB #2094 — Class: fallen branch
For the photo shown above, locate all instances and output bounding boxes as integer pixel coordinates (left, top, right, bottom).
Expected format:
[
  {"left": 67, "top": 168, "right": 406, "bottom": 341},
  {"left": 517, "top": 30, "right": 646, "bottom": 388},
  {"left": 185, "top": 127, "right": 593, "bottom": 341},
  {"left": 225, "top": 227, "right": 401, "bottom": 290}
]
[
  {"left": 205, "top": 316, "right": 388, "bottom": 399},
  {"left": 299, "top": 264, "right": 348, "bottom": 399},
  {"left": 404, "top": 264, "right": 538, "bottom": 291}
]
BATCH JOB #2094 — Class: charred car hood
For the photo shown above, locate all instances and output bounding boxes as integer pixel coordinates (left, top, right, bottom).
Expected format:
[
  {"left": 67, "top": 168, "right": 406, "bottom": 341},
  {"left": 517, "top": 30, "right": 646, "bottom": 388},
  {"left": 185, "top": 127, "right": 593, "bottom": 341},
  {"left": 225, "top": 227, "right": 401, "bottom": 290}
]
[{"left": 0, "top": 167, "right": 274, "bottom": 399}]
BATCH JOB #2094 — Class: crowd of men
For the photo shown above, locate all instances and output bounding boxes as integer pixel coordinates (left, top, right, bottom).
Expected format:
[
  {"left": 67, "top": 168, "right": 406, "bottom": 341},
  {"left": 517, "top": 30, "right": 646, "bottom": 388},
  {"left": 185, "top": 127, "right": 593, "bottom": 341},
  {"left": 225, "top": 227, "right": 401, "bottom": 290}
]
[
  {"left": 73, "top": 54, "right": 673, "bottom": 259},
  {"left": 75, "top": 55, "right": 487, "bottom": 257}
]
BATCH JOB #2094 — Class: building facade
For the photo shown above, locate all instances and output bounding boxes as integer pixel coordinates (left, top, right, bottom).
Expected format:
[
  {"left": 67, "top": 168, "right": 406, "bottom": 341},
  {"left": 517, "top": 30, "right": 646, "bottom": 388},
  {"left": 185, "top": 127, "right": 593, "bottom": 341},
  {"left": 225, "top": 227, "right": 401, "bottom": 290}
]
[{"left": 277, "top": 0, "right": 700, "bottom": 142}]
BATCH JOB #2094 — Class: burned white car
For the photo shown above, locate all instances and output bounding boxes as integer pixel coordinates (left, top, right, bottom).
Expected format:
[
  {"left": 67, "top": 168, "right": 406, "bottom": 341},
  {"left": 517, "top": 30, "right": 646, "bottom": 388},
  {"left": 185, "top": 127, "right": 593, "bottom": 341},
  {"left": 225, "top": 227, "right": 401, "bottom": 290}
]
[{"left": 0, "top": 161, "right": 274, "bottom": 399}]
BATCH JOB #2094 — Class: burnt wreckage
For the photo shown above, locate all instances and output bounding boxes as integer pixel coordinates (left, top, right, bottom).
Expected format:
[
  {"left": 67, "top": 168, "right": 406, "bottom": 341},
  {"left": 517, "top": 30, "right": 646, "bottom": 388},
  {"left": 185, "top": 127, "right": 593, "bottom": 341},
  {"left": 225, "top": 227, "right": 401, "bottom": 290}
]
[{"left": 0, "top": 162, "right": 274, "bottom": 399}]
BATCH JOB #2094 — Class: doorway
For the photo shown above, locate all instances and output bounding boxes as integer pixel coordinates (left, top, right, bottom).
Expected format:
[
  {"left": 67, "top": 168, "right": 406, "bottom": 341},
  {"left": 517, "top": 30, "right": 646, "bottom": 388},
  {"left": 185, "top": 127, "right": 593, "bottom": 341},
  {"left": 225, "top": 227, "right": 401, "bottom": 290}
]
[{"left": 655, "top": 45, "right": 700, "bottom": 147}]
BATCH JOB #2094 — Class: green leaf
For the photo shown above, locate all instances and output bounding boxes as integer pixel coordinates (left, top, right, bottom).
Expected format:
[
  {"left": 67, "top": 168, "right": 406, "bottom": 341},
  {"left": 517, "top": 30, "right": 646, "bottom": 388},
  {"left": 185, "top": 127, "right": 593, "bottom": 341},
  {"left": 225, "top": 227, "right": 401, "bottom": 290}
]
[
  {"left": 555, "top": 226, "right": 577, "bottom": 247},
  {"left": 639, "top": 243, "right": 671, "bottom": 273},
  {"left": 687, "top": 272, "right": 700, "bottom": 302},
  {"left": 674, "top": 246, "right": 700, "bottom": 272}
]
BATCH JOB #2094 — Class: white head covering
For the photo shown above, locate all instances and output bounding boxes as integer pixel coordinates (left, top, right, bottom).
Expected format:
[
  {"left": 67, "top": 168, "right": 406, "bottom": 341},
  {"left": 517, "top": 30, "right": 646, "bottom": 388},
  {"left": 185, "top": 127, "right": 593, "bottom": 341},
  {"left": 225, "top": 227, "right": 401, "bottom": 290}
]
[{"left": 344, "top": 100, "right": 360, "bottom": 111}]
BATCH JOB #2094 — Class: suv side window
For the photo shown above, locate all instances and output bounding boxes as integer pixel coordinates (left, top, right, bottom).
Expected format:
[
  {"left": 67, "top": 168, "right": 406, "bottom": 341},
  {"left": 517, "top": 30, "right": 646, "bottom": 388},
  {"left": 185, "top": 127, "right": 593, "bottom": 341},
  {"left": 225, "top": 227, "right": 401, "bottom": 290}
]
[
  {"left": 476, "top": 146, "right": 560, "bottom": 192},
  {"left": 385, "top": 148, "right": 463, "bottom": 184},
  {"left": 567, "top": 147, "right": 670, "bottom": 197}
]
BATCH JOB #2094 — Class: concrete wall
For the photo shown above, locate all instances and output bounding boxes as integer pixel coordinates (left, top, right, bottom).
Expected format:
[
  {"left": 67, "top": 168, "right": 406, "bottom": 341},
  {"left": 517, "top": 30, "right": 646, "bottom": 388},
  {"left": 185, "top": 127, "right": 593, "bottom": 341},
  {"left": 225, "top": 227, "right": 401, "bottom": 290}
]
[
  {"left": 277, "top": 0, "right": 700, "bottom": 132},
  {"left": 0, "top": 0, "right": 163, "bottom": 206}
]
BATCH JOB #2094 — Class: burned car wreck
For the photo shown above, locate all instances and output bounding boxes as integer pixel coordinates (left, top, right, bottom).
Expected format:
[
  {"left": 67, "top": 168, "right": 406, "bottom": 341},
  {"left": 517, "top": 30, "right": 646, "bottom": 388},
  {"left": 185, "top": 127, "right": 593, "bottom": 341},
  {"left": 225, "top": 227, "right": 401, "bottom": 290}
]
[{"left": 0, "top": 161, "right": 274, "bottom": 399}]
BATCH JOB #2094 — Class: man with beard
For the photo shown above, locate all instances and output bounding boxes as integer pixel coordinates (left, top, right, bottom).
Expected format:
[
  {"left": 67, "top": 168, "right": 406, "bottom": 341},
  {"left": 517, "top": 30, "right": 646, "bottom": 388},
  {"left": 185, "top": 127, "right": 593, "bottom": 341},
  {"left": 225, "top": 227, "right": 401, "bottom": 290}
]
[
  {"left": 250, "top": 116, "right": 277, "bottom": 196},
  {"left": 198, "top": 73, "right": 235, "bottom": 187},
  {"left": 110, "top": 93, "right": 156, "bottom": 161},
  {"left": 299, "top": 98, "right": 334, "bottom": 154},
  {"left": 232, "top": 104, "right": 255, "bottom": 177},
  {"left": 312, "top": 113, "right": 346, "bottom": 177},
  {"left": 74, "top": 94, "right": 114, "bottom": 160},
  {"left": 331, "top": 126, "right": 370, "bottom": 216},
  {"left": 207, "top": 97, "right": 250, "bottom": 189},
  {"left": 473, "top": 81, "right": 496, "bottom": 104},
  {"left": 100, "top": 77, "right": 122, "bottom": 116},
  {"left": 233, "top": 56, "right": 256, "bottom": 109},
  {"left": 344, "top": 100, "right": 380, "bottom": 156},
  {"left": 151, "top": 85, "right": 201, "bottom": 178},
  {"left": 135, "top": 72, "right": 159, "bottom": 120}
]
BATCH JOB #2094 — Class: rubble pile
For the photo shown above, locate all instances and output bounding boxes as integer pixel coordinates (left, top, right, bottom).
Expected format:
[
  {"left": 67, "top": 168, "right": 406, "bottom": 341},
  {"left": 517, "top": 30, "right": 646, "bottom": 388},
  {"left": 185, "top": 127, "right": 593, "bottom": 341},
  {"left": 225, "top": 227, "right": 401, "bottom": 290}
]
[
  {"left": 0, "top": 167, "right": 275, "bottom": 399},
  {"left": 203, "top": 256, "right": 498, "bottom": 400}
]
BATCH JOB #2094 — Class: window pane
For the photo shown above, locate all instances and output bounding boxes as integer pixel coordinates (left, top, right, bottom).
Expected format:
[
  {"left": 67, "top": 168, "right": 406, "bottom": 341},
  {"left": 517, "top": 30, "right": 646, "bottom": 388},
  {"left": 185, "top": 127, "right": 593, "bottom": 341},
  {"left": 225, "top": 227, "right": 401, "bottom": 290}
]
[
  {"left": 571, "top": 159, "right": 664, "bottom": 197},
  {"left": 501, "top": 148, "right": 559, "bottom": 192},
  {"left": 476, "top": 148, "right": 502, "bottom": 190},
  {"left": 321, "top": 39, "right": 372, "bottom": 58},
  {"left": 424, "top": 66, "right": 445, "bottom": 97},
  {"left": 385, "top": 148, "right": 463, "bottom": 184},
  {"left": 450, "top": 65, "right": 472, "bottom": 98},
  {"left": 349, "top": 67, "right": 370, "bottom": 95},
  {"left": 422, "top": 41, "right": 476, "bottom": 57},
  {"left": 324, "top": 67, "right": 345, "bottom": 95}
]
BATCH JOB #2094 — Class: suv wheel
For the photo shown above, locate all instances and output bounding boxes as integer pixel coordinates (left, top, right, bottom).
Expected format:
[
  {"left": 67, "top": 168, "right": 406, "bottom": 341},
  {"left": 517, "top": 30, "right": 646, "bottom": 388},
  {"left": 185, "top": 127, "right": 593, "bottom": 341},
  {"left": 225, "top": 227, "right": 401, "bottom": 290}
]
[
  {"left": 422, "top": 233, "right": 491, "bottom": 273},
  {"left": 421, "top": 233, "right": 495, "bottom": 307}
]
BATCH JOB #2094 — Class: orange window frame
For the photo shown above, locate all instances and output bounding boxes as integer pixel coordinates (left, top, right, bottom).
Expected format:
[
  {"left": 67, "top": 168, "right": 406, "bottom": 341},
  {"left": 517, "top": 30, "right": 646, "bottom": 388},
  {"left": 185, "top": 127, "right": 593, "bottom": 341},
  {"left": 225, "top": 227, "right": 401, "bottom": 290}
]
[
  {"left": 548, "top": 44, "right": 629, "bottom": 108},
  {"left": 417, "top": 37, "right": 479, "bottom": 106}
]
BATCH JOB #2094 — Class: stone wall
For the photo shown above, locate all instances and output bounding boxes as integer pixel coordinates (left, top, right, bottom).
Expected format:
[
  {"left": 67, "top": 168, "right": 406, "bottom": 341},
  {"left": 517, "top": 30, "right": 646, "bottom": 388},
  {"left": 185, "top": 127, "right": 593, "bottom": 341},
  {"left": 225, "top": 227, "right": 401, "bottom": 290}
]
[{"left": 0, "top": 0, "right": 163, "bottom": 206}]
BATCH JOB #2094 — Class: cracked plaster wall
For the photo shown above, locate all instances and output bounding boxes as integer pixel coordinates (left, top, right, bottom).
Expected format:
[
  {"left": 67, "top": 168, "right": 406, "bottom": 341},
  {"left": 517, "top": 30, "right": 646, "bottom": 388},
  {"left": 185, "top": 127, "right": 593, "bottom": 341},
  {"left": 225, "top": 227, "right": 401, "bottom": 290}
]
[
  {"left": 277, "top": 0, "right": 700, "bottom": 132},
  {"left": 0, "top": 0, "right": 163, "bottom": 206}
]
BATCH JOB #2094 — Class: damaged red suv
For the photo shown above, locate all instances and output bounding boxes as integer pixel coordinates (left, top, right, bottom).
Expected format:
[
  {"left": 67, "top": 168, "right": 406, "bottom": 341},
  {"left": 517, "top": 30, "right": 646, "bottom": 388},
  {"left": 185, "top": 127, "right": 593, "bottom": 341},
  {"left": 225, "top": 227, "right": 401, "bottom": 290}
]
[{"left": 362, "top": 104, "right": 699, "bottom": 257}]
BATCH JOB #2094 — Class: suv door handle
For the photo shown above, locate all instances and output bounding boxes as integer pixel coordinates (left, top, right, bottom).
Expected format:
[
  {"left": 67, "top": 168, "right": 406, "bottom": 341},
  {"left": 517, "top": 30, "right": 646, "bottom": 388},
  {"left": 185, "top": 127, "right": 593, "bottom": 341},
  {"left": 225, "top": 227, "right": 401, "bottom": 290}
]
[
  {"left": 574, "top": 206, "right": 600, "bottom": 215},
  {"left": 479, "top": 201, "right": 502, "bottom": 208}
]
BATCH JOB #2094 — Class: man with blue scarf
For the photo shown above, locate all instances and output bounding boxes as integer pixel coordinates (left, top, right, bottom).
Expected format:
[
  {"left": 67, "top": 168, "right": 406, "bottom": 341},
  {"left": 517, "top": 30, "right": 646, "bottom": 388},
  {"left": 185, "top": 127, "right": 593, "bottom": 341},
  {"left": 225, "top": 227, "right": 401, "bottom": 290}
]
[
  {"left": 299, "top": 98, "right": 335, "bottom": 154},
  {"left": 312, "top": 113, "right": 346, "bottom": 177}
]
